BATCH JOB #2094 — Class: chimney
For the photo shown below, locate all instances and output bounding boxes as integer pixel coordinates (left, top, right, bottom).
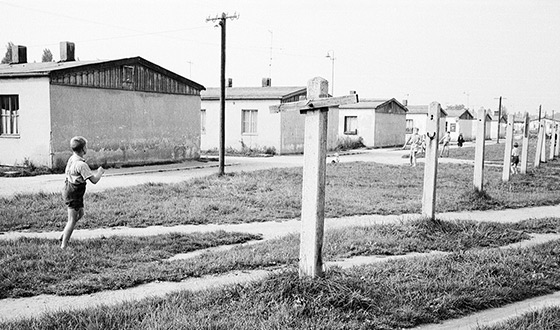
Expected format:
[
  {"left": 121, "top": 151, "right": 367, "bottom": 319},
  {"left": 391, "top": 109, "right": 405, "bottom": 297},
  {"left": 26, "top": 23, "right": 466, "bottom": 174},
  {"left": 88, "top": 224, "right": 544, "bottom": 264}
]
[
  {"left": 227, "top": 78, "right": 233, "bottom": 88},
  {"left": 10, "top": 45, "right": 27, "bottom": 64},
  {"left": 60, "top": 41, "right": 75, "bottom": 62},
  {"left": 262, "top": 77, "right": 271, "bottom": 87},
  {"left": 349, "top": 90, "right": 356, "bottom": 95},
  {"left": 402, "top": 99, "right": 408, "bottom": 106}
]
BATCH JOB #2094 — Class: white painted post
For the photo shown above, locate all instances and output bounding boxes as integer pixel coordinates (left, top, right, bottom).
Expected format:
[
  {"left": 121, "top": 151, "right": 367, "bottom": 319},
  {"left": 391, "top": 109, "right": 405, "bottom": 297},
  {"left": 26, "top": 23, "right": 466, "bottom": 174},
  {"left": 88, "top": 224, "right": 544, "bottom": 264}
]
[
  {"left": 422, "top": 102, "right": 440, "bottom": 220},
  {"left": 520, "top": 112, "right": 529, "bottom": 174},
  {"left": 534, "top": 121, "right": 544, "bottom": 168},
  {"left": 550, "top": 123, "right": 557, "bottom": 160},
  {"left": 502, "top": 114, "right": 514, "bottom": 182},
  {"left": 540, "top": 120, "right": 547, "bottom": 163},
  {"left": 474, "top": 109, "right": 486, "bottom": 191},
  {"left": 299, "top": 77, "right": 329, "bottom": 278},
  {"left": 555, "top": 123, "right": 560, "bottom": 157}
]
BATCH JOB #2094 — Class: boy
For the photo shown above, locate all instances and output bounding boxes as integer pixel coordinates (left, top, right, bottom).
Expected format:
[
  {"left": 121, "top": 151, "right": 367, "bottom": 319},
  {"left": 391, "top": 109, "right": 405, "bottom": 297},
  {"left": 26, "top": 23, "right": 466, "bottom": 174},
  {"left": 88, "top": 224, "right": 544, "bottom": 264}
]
[
  {"left": 60, "top": 136, "right": 105, "bottom": 249},
  {"left": 403, "top": 128, "right": 422, "bottom": 167},
  {"left": 511, "top": 142, "right": 520, "bottom": 174},
  {"left": 439, "top": 131, "right": 451, "bottom": 157}
]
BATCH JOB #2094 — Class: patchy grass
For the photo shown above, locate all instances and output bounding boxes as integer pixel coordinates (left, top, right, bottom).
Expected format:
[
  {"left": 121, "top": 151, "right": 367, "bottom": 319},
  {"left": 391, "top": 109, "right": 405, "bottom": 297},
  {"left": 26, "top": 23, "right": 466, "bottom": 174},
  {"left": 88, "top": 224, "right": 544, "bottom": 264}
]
[
  {"left": 2, "top": 217, "right": 555, "bottom": 299},
  {"left": 3, "top": 239, "right": 560, "bottom": 330},
  {"left": 475, "top": 306, "right": 560, "bottom": 330},
  {"left": 449, "top": 135, "right": 546, "bottom": 163},
  {"left": 0, "top": 231, "right": 261, "bottom": 299},
  {"left": 2, "top": 159, "right": 560, "bottom": 232}
]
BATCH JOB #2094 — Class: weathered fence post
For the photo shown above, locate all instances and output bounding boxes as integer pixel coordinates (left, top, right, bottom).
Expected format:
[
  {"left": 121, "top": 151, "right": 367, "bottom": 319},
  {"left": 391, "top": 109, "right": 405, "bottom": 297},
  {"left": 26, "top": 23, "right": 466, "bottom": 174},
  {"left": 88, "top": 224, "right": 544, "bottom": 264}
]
[
  {"left": 534, "top": 121, "right": 544, "bottom": 168},
  {"left": 474, "top": 108, "right": 486, "bottom": 191},
  {"left": 520, "top": 112, "right": 529, "bottom": 174},
  {"left": 550, "top": 123, "right": 557, "bottom": 160},
  {"left": 299, "top": 77, "right": 329, "bottom": 278},
  {"left": 422, "top": 102, "right": 440, "bottom": 220},
  {"left": 502, "top": 114, "right": 514, "bottom": 182},
  {"left": 269, "top": 77, "right": 358, "bottom": 279},
  {"left": 555, "top": 123, "right": 560, "bottom": 157},
  {"left": 540, "top": 121, "right": 547, "bottom": 163}
]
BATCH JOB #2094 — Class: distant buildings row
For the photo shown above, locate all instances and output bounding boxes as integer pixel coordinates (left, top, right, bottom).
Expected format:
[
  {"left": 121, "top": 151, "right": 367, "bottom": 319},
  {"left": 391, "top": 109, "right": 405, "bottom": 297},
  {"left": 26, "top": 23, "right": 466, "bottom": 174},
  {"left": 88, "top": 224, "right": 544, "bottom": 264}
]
[{"left": 1, "top": 43, "right": 557, "bottom": 168}]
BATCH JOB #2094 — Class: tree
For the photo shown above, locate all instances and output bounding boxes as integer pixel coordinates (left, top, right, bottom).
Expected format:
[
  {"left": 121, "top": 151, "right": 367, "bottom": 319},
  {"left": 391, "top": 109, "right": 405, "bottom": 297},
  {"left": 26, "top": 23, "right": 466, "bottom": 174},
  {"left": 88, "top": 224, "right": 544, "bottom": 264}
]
[
  {"left": 1, "top": 42, "right": 14, "bottom": 64},
  {"left": 41, "top": 48, "right": 53, "bottom": 62},
  {"left": 446, "top": 104, "right": 466, "bottom": 111}
]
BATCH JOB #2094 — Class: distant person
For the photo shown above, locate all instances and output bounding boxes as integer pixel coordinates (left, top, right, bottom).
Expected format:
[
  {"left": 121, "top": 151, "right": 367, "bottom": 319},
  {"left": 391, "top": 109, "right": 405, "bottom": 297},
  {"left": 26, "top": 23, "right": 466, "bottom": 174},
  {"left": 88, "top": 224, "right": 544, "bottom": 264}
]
[
  {"left": 511, "top": 142, "right": 520, "bottom": 174},
  {"left": 403, "top": 128, "right": 422, "bottom": 167},
  {"left": 439, "top": 131, "right": 451, "bottom": 157},
  {"left": 457, "top": 133, "right": 465, "bottom": 148},
  {"left": 60, "top": 136, "right": 105, "bottom": 249}
]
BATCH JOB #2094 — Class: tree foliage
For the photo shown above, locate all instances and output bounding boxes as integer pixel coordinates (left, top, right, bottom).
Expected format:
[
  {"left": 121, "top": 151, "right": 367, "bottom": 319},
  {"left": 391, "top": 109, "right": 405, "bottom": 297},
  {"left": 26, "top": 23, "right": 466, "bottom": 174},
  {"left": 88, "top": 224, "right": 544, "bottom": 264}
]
[
  {"left": 41, "top": 48, "right": 53, "bottom": 62},
  {"left": 1, "top": 42, "right": 14, "bottom": 64}
]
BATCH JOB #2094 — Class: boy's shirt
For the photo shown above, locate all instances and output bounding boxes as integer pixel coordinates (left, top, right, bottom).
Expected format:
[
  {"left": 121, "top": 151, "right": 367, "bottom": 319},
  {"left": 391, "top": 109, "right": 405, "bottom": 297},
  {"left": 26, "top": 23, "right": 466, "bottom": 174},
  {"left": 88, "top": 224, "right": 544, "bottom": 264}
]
[
  {"left": 512, "top": 147, "right": 520, "bottom": 157},
  {"left": 65, "top": 154, "right": 93, "bottom": 184}
]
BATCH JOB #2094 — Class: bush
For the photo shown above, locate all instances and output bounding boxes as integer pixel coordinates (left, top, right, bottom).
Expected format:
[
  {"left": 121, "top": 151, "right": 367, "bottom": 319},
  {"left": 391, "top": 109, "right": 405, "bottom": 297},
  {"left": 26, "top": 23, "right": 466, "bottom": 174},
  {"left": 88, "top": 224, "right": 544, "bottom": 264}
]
[{"left": 335, "top": 136, "right": 365, "bottom": 151}]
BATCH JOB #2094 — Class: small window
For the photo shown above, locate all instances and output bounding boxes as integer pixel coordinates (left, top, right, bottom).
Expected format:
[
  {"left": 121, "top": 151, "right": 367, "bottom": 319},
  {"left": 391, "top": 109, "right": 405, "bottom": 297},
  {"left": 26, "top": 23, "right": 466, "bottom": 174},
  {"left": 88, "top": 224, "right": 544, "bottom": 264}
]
[
  {"left": 449, "top": 123, "right": 457, "bottom": 132},
  {"left": 242, "top": 110, "right": 258, "bottom": 134},
  {"left": 201, "top": 109, "right": 206, "bottom": 134},
  {"left": 405, "top": 119, "right": 414, "bottom": 134},
  {"left": 123, "top": 65, "right": 134, "bottom": 83},
  {"left": 344, "top": 116, "right": 357, "bottom": 135},
  {"left": 0, "top": 95, "right": 19, "bottom": 136}
]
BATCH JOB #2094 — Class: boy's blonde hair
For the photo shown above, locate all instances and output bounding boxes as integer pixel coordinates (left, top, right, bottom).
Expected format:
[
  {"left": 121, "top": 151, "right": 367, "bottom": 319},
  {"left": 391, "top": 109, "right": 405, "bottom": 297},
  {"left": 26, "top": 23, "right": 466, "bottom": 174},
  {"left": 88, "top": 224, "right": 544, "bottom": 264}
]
[{"left": 70, "top": 136, "right": 87, "bottom": 152}]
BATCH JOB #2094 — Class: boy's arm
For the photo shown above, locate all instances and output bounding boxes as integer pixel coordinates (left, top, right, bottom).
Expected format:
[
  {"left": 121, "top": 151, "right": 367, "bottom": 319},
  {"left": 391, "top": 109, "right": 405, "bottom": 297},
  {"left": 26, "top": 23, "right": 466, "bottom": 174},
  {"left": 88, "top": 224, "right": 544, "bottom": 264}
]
[{"left": 88, "top": 167, "right": 105, "bottom": 184}]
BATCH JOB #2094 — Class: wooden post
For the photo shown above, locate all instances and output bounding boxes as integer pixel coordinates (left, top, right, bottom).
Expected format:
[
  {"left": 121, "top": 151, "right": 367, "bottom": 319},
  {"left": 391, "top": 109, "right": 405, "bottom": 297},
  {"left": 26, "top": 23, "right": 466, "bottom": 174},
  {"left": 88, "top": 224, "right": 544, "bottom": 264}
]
[
  {"left": 502, "top": 114, "right": 514, "bottom": 182},
  {"left": 540, "top": 121, "right": 547, "bottom": 163},
  {"left": 298, "top": 77, "right": 329, "bottom": 278},
  {"left": 554, "top": 123, "right": 560, "bottom": 157},
  {"left": 520, "top": 112, "right": 529, "bottom": 174},
  {"left": 534, "top": 121, "right": 544, "bottom": 168},
  {"left": 549, "top": 122, "right": 556, "bottom": 160},
  {"left": 474, "top": 108, "right": 486, "bottom": 191},
  {"left": 421, "top": 102, "right": 440, "bottom": 220}
]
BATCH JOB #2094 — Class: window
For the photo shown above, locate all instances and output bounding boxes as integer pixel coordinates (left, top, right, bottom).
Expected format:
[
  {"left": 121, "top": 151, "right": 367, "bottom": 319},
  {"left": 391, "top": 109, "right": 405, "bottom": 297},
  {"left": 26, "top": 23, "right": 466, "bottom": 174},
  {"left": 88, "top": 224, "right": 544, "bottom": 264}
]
[
  {"left": 242, "top": 110, "right": 258, "bottom": 134},
  {"left": 200, "top": 109, "right": 206, "bottom": 134},
  {"left": 449, "top": 123, "right": 457, "bottom": 132},
  {"left": 123, "top": 65, "right": 134, "bottom": 83},
  {"left": 344, "top": 116, "right": 357, "bottom": 135},
  {"left": 1, "top": 95, "right": 19, "bottom": 136},
  {"left": 405, "top": 119, "right": 414, "bottom": 133}
]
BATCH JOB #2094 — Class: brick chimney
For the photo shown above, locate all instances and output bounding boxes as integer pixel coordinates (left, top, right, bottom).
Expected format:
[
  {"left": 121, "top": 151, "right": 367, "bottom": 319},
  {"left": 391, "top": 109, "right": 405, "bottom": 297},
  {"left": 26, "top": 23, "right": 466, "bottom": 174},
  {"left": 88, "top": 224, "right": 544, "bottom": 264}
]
[
  {"left": 262, "top": 77, "right": 271, "bottom": 87},
  {"left": 60, "top": 41, "right": 75, "bottom": 62},
  {"left": 10, "top": 45, "right": 27, "bottom": 64}
]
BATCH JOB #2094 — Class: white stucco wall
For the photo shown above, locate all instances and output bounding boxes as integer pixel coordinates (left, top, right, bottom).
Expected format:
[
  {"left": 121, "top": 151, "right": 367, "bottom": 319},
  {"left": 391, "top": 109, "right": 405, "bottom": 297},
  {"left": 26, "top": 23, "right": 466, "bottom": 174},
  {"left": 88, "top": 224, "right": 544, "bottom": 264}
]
[
  {"left": 338, "top": 108, "right": 375, "bottom": 147},
  {"left": 445, "top": 118, "right": 474, "bottom": 141},
  {"left": 405, "top": 113, "right": 446, "bottom": 142},
  {"left": 0, "top": 77, "right": 52, "bottom": 167},
  {"left": 201, "top": 99, "right": 282, "bottom": 152}
]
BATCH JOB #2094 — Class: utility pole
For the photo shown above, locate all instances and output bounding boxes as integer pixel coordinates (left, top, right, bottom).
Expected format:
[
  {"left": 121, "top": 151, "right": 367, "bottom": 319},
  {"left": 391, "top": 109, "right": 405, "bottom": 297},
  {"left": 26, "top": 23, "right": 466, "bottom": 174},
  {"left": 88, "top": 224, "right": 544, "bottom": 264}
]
[
  {"left": 207, "top": 12, "right": 239, "bottom": 176},
  {"left": 494, "top": 96, "right": 506, "bottom": 143}
]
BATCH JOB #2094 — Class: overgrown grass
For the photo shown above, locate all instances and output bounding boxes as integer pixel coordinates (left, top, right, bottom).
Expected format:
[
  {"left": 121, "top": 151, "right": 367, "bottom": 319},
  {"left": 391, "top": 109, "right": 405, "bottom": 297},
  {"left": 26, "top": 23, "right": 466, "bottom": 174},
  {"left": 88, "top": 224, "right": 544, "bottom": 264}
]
[
  {"left": 3, "top": 239, "right": 560, "bottom": 329},
  {"left": 0, "top": 231, "right": 261, "bottom": 299},
  {"left": 3, "top": 217, "right": 556, "bottom": 299},
  {"left": 2, "top": 159, "right": 560, "bottom": 232},
  {"left": 475, "top": 306, "right": 560, "bottom": 330}
]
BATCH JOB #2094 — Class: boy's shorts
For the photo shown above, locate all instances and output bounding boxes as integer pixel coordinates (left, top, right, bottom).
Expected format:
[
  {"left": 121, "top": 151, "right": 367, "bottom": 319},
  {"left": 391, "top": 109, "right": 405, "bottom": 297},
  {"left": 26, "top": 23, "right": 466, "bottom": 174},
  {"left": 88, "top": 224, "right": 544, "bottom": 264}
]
[
  {"left": 63, "top": 180, "right": 86, "bottom": 210},
  {"left": 511, "top": 155, "right": 520, "bottom": 165}
]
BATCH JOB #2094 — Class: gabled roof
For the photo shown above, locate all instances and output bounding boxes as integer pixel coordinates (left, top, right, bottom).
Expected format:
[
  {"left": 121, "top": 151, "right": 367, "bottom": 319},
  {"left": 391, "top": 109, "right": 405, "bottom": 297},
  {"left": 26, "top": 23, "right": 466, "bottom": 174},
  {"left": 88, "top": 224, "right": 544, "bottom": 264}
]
[
  {"left": 406, "top": 105, "right": 448, "bottom": 117},
  {"left": 0, "top": 57, "right": 205, "bottom": 91},
  {"left": 201, "top": 86, "right": 306, "bottom": 101},
  {"left": 339, "top": 98, "right": 407, "bottom": 112},
  {"left": 445, "top": 109, "right": 473, "bottom": 119}
]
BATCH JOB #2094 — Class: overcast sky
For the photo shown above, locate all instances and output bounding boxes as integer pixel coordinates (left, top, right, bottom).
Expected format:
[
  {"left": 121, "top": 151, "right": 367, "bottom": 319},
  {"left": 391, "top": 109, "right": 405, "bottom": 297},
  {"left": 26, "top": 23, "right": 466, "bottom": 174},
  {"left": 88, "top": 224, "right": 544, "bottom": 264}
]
[{"left": 1, "top": 0, "right": 559, "bottom": 115}]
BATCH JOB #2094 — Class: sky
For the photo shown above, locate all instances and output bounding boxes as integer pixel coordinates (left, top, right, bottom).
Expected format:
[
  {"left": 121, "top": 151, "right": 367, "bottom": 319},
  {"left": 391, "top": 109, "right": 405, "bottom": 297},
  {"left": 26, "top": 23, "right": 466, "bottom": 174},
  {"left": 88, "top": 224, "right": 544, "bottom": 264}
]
[{"left": 1, "top": 0, "right": 559, "bottom": 116}]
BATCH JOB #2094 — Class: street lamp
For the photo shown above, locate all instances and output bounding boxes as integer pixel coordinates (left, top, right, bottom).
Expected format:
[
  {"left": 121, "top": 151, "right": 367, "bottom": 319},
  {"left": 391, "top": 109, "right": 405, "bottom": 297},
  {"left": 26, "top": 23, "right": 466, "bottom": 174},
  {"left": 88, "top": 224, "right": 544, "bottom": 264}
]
[{"left": 325, "top": 50, "right": 335, "bottom": 96}]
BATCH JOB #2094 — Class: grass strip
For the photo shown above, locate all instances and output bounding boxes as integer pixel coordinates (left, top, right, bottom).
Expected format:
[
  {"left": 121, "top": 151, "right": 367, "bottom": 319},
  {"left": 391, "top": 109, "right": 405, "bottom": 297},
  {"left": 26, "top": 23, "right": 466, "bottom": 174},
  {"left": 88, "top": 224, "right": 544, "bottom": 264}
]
[
  {"left": 2, "top": 160, "right": 560, "bottom": 232},
  {"left": 3, "top": 218, "right": 554, "bottom": 299},
  {"left": 0, "top": 231, "right": 261, "bottom": 299},
  {"left": 475, "top": 306, "right": 560, "bottom": 330},
  {"left": 2, "top": 239, "right": 559, "bottom": 329}
]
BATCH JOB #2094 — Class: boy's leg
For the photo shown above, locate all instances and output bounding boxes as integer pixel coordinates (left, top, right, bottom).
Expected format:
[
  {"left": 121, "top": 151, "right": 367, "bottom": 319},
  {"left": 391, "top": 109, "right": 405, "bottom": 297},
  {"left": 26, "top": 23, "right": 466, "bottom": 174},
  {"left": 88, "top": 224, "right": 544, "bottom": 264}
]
[{"left": 61, "top": 207, "right": 83, "bottom": 249}]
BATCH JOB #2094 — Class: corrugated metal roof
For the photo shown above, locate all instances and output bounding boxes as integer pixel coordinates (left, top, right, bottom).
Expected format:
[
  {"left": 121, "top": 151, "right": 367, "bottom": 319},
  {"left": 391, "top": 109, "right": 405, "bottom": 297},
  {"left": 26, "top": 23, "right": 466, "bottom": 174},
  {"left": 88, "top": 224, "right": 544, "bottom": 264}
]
[{"left": 201, "top": 86, "right": 306, "bottom": 100}]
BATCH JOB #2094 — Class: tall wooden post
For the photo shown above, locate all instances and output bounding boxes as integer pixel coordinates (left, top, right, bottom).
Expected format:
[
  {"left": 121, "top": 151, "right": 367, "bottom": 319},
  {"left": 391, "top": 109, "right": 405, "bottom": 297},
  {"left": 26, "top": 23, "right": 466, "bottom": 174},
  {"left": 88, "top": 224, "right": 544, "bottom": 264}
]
[
  {"left": 555, "top": 123, "right": 560, "bottom": 157},
  {"left": 540, "top": 121, "right": 547, "bottom": 163},
  {"left": 299, "top": 77, "right": 329, "bottom": 278},
  {"left": 502, "top": 114, "right": 514, "bottom": 182},
  {"left": 549, "top": 123, "right": 556, "bottom": 160},
  {"left": 474, "top": 108, "right": 486, "bottom": 191},
  {"left": 534, "top": 121, "right": 544, "bottom": 168},
  {"left": 520, "top": 112, "right": 529, "bottom": 174},
  {"left": 422, "top": 102, "right": 440, "bottom": 220}
]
